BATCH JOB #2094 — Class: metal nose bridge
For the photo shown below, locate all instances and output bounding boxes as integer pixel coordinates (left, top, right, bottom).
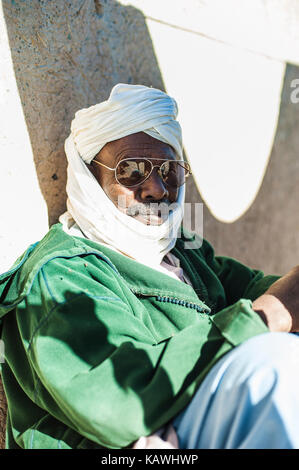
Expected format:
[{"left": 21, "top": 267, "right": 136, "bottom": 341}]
[{"left": 147, "top": 162, "right": 166, "bottom": 180}]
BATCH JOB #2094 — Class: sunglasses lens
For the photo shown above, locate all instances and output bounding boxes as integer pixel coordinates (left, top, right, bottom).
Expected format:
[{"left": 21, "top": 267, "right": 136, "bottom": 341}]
[
  {"left": 116, "top": 159, "right": 151, "bottom": 187},
  {"left": 160, "top": 161, "right": 187, "bottom": 187},
  {"left": 116, "top": 159, "right": 190, "bottom": 188}
]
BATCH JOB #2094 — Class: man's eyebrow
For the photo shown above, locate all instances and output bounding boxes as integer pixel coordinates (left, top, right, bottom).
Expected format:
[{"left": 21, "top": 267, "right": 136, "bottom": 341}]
[{"left": 114, "top": 148, "right": 176, "bottom": 161}]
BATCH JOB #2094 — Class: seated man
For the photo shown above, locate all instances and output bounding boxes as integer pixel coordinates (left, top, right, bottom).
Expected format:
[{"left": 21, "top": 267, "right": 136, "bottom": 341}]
[{"left": 0, "top": 83, "right": 299, "bottom": 449}]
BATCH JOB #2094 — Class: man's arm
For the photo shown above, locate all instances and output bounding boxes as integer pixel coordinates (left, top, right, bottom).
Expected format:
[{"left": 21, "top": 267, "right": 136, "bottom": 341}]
[
  {"left": 200, "top": 237, "right": 299, "bottom": 333},
  {"left": 252, "top": 265, "right": 299, "bottom": 332},
  {"left": 200, "top": 238, "right": 280, "bottom": 305}
]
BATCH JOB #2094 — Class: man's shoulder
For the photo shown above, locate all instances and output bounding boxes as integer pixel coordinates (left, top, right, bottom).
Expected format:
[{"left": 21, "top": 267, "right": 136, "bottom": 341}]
[
  {"left": 0, "top": 223, "right": 92, "bottom": 279},
  {"left": 0, "top": 223, "right": 118, "bottom": 317},
  {"left": 4, "top": 222, "right": 118, "bottom": 271}
]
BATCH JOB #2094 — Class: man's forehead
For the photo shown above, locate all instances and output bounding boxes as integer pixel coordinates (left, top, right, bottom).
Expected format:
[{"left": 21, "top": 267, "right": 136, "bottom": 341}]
[{"left": 99, "top": 132, "right": 176, "bottom": 161}]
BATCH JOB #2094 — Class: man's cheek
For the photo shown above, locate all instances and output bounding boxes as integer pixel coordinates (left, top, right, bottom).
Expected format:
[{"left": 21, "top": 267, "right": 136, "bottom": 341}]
[
  {"left": 101, "top": 181, "right": 119, "bottom": 201},
  {"left": 168, "top": 188, "right": 179, "bottom": 203}
]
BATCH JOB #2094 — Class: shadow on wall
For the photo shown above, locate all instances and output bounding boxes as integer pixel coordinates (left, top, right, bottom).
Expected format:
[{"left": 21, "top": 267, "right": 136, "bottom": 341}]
[
  {"left": 185, "top": 63, "right": 299, "bottom": 276},
  {"left": 2, "top": 0, "right": 165, "bottom": 227}
]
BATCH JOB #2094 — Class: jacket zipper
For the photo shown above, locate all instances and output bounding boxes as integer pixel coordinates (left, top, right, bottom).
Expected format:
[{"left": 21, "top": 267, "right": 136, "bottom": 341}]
[
  {"left": 156, "top": 295, "right": 211, "bottom": 314},
  {"left": 132, "top": 291, "right": 211, "bottom": 314}
]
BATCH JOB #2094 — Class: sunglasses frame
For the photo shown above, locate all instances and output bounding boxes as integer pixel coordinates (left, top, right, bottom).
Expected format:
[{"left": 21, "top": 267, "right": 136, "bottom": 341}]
[{"left": 92, "top": 157, "right": 192, "bottom": 188}]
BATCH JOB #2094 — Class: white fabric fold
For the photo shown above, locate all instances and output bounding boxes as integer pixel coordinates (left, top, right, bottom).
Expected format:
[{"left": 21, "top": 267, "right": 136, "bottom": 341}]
[{"left": 71, "top": 83, "right": 183, "bottom": 163}]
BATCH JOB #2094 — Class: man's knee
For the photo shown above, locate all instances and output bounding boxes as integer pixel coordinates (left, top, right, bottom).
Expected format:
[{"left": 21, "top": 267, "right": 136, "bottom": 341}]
[
  {"left": 233, "top": 331, "right": 299, "bottom": 367},
  {"left": 173, "top": 332, "right": 299, "bottom": 448},
  {"left": 212, "top": 332, "right": 299, "bottom": 392}
]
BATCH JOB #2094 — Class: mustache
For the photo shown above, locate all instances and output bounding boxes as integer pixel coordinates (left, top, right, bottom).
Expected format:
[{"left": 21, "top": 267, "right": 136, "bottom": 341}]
[{"left": 125, "top": 201, "right": 172, "bottom": 218}]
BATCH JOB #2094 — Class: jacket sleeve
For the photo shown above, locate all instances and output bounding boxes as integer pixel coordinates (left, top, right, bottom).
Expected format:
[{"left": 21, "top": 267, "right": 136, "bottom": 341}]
[
  {"left": 200, "top": 238, "right": 280, "bottom": 305},
  {"left": 26, "top": 255, "right": 268, "bottom": 449}
]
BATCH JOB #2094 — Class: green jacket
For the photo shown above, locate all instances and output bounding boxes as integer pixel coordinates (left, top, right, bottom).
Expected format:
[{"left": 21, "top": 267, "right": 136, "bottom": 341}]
[{"left": 0, "top": 223, "right": 279, "bottom": 449}]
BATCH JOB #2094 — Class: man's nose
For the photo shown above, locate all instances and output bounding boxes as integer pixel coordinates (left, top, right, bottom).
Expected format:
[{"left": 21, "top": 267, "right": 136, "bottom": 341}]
[{"left": 139, "top": 168, "right": 169, "bottom": 201}]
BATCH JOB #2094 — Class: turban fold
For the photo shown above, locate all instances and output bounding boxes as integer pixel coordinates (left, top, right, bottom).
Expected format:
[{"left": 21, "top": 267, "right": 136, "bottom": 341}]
[{"left": 71, "top": 83, "right": 183, "bottom": 163}]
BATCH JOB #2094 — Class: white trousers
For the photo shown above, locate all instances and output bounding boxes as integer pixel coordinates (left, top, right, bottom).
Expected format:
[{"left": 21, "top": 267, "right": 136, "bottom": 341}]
[{"left": 172, "top": 332, "right": 299, "bottom": 449}]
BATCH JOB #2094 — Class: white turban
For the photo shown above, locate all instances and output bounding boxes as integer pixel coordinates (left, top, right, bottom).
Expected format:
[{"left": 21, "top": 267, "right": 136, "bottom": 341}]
[
  {"left": 59, "top": 83, "right": 185, "bottom": 268},
  {"left": 71, "top": 83, "right": 183, "bottom": 163}
]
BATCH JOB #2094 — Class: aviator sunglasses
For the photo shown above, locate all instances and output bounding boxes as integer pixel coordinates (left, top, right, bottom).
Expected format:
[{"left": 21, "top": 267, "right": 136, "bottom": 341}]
[{"left": 92, "top": 157, "right": 192, "bottom": 188}]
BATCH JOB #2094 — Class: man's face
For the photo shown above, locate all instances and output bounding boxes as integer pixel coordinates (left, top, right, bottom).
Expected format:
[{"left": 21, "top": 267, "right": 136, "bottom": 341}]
[{"left": 86, "top": 132, "right": 179, "bottom": 225}]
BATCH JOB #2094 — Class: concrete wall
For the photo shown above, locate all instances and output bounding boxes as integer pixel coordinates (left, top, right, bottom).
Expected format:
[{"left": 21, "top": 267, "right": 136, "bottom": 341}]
[{"left": 0, "top": 0, "right": 299, "bottom": 448}]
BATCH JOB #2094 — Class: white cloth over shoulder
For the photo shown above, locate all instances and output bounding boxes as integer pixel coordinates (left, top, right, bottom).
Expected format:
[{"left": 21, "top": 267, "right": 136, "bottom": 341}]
[{"left": 59, "top": 84, "right": 185, "bottom": 267}]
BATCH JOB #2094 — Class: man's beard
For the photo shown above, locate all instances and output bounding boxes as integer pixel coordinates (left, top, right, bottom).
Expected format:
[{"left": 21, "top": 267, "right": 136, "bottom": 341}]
[{"left": 124, "top": 201, "right": 172, "bottom": 226}]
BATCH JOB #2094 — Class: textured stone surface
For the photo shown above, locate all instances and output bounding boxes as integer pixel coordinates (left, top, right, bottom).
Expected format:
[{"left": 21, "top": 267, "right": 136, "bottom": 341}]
[
  {"left": 0, "top": 2, "right": 49, "bottom": 273},
  {"left": 1, "top": 0, "right": 164, "bottom": 230}
]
